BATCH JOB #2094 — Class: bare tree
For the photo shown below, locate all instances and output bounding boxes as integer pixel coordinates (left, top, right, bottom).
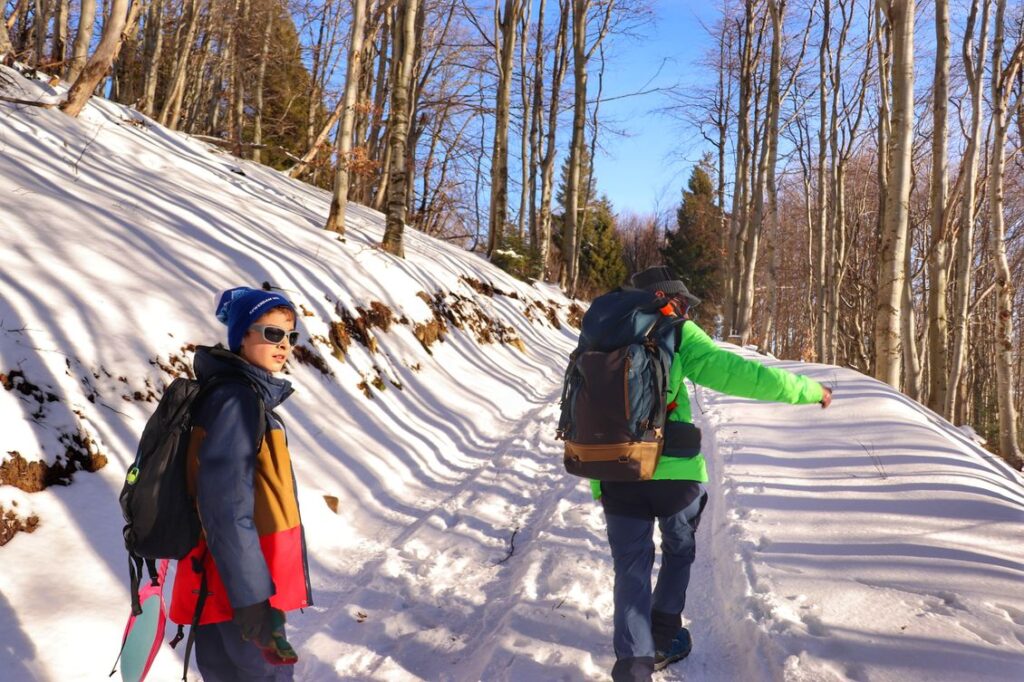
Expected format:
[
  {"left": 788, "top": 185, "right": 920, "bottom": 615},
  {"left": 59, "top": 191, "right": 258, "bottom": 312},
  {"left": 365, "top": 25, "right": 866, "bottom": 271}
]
[
  {"left": 562, "top": 0, "right": 615, "bottom": 293},
  {"left": 0, "top": 7, "right": 13, "bottom": 57},
  {"left": 536, "top": 0, "right": 570, "bottom": 279},
  {"left": 987, "top": 0, "right": 1023, "bottom": 466},
  {"left": 380, "top": 0, "right": 419, "bottom": 257},
  {"left": 948, "top": 0, "right": 990, "bottom": 421},
  {"left": 140, "top": 0, "right": 164, "bottom": 117},
  {"left": 159, "top": 0, "right": 201, "bottom": 129},
  {"left": 873, "top": 0, "right": 914, "bottom": 389},
  {"left": 325, "top": 0, "right": 369, "bottom": 234},
  {"left": 487, "top": 0, "right": 525, "bottom": 257},
  {"left": 251, "top": 0, "right": 277, "bottom": 164},
  {"left": 61, "top": 0, "right": 136, "bottom": 117},
  {"left": 65, "top": 0, "right": 96, "bottom": 82},
  {"left": 926, "top": 0, "right": 951, "bottom": 413}
]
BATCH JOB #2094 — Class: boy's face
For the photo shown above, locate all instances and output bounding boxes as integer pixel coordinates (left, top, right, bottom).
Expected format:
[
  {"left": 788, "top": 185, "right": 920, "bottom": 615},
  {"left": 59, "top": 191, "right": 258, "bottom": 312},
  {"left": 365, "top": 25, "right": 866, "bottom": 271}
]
[{"left": 240, "top": 308, "right": 297, "bottom": 374}]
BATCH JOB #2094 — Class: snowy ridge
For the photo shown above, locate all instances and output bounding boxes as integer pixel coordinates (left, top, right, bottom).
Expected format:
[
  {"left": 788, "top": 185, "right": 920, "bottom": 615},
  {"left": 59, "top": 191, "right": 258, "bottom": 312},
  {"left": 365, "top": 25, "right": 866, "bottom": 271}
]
[{"left": 3, "top": 65, "right": 1024, "bottom": 681}]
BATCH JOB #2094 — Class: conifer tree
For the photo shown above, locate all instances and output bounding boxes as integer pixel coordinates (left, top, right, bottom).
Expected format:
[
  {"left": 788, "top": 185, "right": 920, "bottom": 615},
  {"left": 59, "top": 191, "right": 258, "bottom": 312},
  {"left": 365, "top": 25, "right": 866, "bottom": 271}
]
[{"left": 661, "top": 165, "right": 724, "bottom": 309}]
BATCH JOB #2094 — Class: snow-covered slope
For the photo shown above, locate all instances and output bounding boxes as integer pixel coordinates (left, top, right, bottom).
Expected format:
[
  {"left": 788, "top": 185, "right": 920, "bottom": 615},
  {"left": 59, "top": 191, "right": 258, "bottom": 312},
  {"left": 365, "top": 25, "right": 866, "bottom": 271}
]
[{"left": 2, "top": 66, "right": 1023, "bottom": 682}]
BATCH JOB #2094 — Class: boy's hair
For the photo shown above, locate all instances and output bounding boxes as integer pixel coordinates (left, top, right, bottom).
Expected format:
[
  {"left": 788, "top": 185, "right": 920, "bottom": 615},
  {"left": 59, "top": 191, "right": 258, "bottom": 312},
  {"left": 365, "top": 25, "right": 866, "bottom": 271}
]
[{"left": 260, "top": 305, "right": 297, "bottom": 324}]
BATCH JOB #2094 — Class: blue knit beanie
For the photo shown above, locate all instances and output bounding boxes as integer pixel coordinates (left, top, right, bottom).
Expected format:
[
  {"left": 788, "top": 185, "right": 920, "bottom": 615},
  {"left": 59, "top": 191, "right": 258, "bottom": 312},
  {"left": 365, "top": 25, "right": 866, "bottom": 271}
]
[{"left": 215, "top": 286, "right": 297, "bottom": 352}]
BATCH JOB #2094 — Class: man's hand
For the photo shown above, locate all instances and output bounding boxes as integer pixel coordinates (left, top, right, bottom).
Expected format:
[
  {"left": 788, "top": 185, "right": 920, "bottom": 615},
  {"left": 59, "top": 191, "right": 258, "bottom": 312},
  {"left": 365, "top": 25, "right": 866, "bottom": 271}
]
[
  {"left": 233, "top": 600, "right": 274, "bottom": 646},
  {"left": 820, "top": 386, "right": 833, "bottom": 409}
]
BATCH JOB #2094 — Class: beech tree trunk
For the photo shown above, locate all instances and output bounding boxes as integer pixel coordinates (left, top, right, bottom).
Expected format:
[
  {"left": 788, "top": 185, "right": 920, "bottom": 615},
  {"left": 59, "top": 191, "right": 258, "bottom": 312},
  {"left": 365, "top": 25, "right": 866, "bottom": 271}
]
[
  {"left": 252, "top": 0, "right": 276, "bottom": 164},
  {"left": 927, "top": 0, "right": 950, "bottom": 413},
  {"left": 380, "top": 0, "right": 418, "bottom": 257},
  {"left": 325, "top": 0, "right": 369, "bottom": 235},
  {"left": 537, "top": 0, "right": 568, "bottom": 280},
  {"left": 873, "top": 0, "right": 914, "bottom": 389},
  {"left": 67, "top": 0, "right": 97, "bottom": 82},
  {"left": 487, "top": 0, "right": 524, "bottom": 257},
  {"left": 987, "top": 0, "right": 1023, "bottom": 466},
  {"left": 52, "top": 0, "right": 68, "bottom": 67},
  {"left": 159, "top": 0, "right": 201, "bottom": 129},
  {"left": 561, "top": 0, "right": 590, "bottom": 291},
  {"left": 947, "top": 0, "right": 989, "bottom": 420},
  {"left": 140, "top": 0, "right": 164, "bottom": 117},
  {"left": 0, "top": 8, "right": 13, "bottom": 57},
  {"left": 526, "top": 0, "right": 547, "bottom": 274},
  {"left": 60, "top": 0, "right": 130, "bottom": 117}
]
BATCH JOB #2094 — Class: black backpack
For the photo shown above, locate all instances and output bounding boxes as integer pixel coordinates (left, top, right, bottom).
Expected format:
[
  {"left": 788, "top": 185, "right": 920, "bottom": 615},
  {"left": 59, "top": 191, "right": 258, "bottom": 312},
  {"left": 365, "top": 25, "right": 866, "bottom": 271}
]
[
  {"left": 557, "top": 288, "right": 682, "bottom": 481},
  {"left": 119, "top": 374, "right": 265, "bottom": 615}
]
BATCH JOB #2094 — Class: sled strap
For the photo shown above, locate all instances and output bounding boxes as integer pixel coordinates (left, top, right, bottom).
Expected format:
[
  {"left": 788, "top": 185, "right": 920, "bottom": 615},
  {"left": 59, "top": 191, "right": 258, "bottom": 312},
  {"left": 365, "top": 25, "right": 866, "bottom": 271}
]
[
  {"left": 181, "top": 552, "right": 210, "bottom": 681},
  {"left": 128, "top": 554, "right": 145, "bottom": 616}
]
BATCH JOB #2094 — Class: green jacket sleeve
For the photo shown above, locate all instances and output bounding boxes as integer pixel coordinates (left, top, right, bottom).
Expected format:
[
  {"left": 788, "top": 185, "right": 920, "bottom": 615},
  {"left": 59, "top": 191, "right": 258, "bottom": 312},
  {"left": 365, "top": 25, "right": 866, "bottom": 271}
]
[{"left": 675, "top": 321, "right": 823, "bottom": 405}]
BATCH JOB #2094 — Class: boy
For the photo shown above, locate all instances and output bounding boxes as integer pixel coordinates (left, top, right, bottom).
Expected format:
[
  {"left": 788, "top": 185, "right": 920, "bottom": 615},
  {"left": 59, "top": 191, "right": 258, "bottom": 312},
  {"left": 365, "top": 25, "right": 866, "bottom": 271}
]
[
  {"left": 599, "top": 267, "right": 832, "bottom": 682},
  {"left": 169, "top": 286, "right": 311, "bottom": 681}
]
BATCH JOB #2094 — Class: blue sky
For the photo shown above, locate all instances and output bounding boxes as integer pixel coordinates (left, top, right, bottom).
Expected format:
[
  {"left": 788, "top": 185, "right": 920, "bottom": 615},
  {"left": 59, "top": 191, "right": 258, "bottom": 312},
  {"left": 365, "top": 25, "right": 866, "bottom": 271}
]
[{"left": 590, "top": 3, "right": 721, "bottom": 216}]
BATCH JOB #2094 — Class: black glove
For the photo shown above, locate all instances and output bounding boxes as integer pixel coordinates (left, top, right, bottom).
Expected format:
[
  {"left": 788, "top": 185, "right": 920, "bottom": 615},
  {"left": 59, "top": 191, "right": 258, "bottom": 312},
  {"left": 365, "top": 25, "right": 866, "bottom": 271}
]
[{"left": 233, "top": 600, "right": 274, "bottom": 646}]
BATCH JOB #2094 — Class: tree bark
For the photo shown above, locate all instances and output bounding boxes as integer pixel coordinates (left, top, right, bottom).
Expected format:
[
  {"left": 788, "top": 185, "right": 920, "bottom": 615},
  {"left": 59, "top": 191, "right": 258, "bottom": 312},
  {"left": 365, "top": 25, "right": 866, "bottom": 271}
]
[
  {"left": 526, "top": 0, "right": 547, "bottom": 274},
  {"left": 487, "top": 0, "right": 524, "bottom": 257},
  {"left": 814, "top": 0, "right": 831, "bottom": 361},
  {"left": 947, "top": 0, "right": 989, "bottom": 420},
  {"left": 0, "top": 5, "right": 13, "bottom": 57},
  {"left": 60, "top": 0, "right": 130, "bottom": 117},
  {"left": 873, "top": 0, "right": 914, "bottom": 389},
  {"left": 33, "top": 0, "right": 49, "bottom": 67},
  {"left": 230, "top": 0, "right": 250, "bottom": 156},
  {"left": 158, "top": 0, "right": 201, "bottom": 129},
  {"left": 987, "top": 0, "right": 1023, "bottom": 466},
  {"left": 561, "top": 0, "right": 589, "bottom": 291},
  {"left": 252, "top": 0, "right": 276, "bottom": 164},
  {"left": 380, "top": 0, "right": 418, "bottom": 257},
  {"left": 537, "top": 0, "right": 569, "bottom": 280},
  {"left": 325, "top": 0, "right": 368, "bottom": 235},
  {"left": 140, "top": 0, "right": 164, "bottom": 117},
  {"left": 927, "top": 0, "right": 950, "bottom": 413},
  {"left": 726, "top": 0, "right": 754, "bottom": 336},
  {"left": 52, "top": 0, "right": 68, "bottom": 67}
]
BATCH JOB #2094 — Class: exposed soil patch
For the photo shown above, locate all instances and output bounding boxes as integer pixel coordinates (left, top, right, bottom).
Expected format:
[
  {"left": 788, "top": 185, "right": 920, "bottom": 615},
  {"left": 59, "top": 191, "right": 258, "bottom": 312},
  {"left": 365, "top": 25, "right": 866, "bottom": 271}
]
[
  {"left": 150, "top": 344, "right": 197, "bottom": 380},
  {"left": 337, "top": 300, "right": 393, "bottom": 354},
  {"left": 459, "top": 275, "right": 520, "bottom": 300},
  {"left": 0, "top": 429, "right": 107, "bottom": 492},
  {"left": 566, "top": 302, "right": 585, "bottom": 329},
  {"left": 524, "top": 300, "right": 562, "bottom": 329},
  {"left": 0, "top": 503, "right": 40, "bottom": 546},
  {"left": 292, "top": 343, "right": 334, "bottom": 376},
  {"left": 1, "top": 369, "right": 59, "bottom": 419},
  {"left": 415, "top": 290, "right": 525, "bottom": 352},
  {"left": 356, "top": 365, "right": 401, "bottom": 399}
]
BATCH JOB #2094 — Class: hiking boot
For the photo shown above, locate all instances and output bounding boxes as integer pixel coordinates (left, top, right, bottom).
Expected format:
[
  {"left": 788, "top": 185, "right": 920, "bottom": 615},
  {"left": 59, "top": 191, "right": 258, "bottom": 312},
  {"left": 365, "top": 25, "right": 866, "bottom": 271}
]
[{"left": 653, "top": 627, "right": 692, "bottom": 671}]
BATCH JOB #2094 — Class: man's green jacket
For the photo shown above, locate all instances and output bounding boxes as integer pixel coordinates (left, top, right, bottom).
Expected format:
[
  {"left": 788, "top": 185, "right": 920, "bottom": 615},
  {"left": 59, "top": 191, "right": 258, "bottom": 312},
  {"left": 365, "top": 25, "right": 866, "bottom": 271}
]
[{"left": 590, "top": 320, "right": 824, "bottom": 498}]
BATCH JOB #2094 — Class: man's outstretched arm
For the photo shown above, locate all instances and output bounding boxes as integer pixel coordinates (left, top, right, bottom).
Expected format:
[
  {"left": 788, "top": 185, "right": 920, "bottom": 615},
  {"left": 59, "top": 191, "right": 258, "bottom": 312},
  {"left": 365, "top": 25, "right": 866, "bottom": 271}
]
[{"left": 676, "top": 321, "right": 826, "bottom": 406}]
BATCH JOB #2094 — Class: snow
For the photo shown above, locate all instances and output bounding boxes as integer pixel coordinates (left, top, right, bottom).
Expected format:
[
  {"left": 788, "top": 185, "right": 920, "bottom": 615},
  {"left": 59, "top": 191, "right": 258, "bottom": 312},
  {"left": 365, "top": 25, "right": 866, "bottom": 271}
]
[{"left": 2, "top": 65, "right": 1024, "bottom": 682}]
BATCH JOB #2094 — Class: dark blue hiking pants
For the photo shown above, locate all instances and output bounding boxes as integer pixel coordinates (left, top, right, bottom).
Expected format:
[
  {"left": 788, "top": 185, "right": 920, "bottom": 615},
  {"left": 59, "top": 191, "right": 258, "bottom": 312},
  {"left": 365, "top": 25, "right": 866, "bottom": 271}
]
[
  {"left": 195, "top": 620, "right": 294, "bottom": 682},
  {"left": 601, "top": 480, "right": 707, "bottom": 682}
]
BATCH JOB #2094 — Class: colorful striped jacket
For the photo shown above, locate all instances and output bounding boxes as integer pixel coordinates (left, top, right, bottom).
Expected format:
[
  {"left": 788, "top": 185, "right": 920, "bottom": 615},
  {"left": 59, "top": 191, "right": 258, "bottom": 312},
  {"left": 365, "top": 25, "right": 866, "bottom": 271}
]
[{"left": 169, "top": 347, "right": 311, "bottom": 625}]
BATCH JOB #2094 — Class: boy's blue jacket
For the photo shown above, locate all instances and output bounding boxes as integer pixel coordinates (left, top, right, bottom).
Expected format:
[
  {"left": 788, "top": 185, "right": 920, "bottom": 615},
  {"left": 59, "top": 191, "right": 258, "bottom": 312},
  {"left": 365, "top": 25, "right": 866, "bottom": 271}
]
[{"left": 170, "top": 347, "right": 311, "bottom": 624}]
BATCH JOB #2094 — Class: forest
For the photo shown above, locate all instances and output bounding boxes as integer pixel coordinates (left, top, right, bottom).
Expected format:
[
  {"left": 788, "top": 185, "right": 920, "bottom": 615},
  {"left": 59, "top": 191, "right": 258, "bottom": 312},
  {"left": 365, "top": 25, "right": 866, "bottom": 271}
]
[{"left": 1, "top": 0, "right": 1022, "bottom": 468}]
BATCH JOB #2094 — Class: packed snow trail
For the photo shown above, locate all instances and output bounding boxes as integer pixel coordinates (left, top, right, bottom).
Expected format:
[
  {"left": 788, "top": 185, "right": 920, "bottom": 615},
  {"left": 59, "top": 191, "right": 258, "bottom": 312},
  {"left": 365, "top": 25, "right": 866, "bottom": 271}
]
[
  {"left": 290, "top": 398, "right": 617, "bottom": 680},
  {"left": 287, "top": 381, "right": 758, "bottom": 682}
]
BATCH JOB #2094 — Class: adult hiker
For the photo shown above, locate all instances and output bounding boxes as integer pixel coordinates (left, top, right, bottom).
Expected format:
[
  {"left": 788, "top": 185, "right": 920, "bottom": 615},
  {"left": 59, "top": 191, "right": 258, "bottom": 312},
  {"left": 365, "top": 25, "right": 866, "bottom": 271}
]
[
  {"left": 579, "top": 266, "right": 832, "bottom": 682},
  {"left": 168, "top": 286, "right": 311, "bottom": 681}
]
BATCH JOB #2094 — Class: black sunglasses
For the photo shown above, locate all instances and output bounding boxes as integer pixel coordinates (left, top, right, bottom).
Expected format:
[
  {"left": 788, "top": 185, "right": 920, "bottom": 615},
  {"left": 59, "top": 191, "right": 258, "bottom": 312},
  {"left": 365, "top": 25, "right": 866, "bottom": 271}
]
[{"left": 249, "top": 324, "right": 300, "bottom": 346}]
